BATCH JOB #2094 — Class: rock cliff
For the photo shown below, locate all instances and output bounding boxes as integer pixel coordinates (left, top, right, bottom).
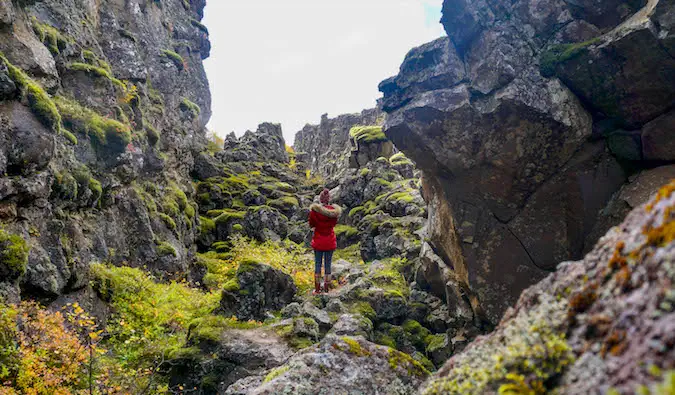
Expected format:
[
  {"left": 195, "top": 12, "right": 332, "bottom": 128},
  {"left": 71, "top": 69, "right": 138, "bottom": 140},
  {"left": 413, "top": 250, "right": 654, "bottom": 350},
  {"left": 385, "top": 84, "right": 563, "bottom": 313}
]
[
  {"left": 380, "top": 0, "right": 675, "bottom": 326},
  {"left": 0, "top": 0, "right": 211, "bottom": 302}
]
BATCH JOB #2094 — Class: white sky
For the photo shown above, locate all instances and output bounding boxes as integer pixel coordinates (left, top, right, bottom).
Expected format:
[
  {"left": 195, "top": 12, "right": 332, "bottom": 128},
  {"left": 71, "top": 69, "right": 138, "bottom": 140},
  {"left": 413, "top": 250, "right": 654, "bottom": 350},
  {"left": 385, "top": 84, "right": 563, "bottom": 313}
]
[{"left": 202, "top": 0, "right": 445, "bottom": 145}]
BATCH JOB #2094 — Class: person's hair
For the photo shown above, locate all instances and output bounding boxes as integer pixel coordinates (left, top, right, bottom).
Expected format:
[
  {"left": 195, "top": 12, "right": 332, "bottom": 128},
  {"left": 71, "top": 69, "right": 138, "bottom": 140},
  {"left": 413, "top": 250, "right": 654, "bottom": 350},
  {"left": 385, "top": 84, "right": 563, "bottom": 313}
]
[{"left": 319, "top": 188, "right": 330, "bottom": 204}]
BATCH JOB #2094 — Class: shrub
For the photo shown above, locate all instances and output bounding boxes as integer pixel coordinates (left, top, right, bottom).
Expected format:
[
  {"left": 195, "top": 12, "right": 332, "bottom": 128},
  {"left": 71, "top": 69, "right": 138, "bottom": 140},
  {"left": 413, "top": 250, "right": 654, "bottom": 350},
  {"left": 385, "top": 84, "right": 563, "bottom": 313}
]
[{"left": 0, "top": 229, "right": 29, "bottom": 279}]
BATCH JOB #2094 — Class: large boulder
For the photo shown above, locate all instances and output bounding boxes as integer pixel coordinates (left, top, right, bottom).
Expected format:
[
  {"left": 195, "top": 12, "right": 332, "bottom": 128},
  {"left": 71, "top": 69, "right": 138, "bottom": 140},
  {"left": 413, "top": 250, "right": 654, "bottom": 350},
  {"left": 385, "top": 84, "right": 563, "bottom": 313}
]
[
  {"left": 220, "top": 260, "right": 297, "bottom": 321},
  {"left": 170, "top": 328, "right": 295, "bottom": 393},
  {"left": 226, "top": 335, "right": 429, "bottom": 395},
  {"left": 542, "top": 1, "right": 675, "bottom": 129},
  {"left": 421, "top": 181, "right": 675, "bottom": 394},
  {"left": 380, "top": 0, "right": 673, "bottom": 327}
]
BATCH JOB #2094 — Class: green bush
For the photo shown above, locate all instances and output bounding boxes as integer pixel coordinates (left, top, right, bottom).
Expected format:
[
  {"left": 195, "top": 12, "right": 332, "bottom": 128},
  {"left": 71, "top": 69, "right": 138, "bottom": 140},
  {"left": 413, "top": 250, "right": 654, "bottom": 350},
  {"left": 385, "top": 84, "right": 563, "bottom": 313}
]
[{"left": 0, "top": 229, "right": 29, "bottom": 279}]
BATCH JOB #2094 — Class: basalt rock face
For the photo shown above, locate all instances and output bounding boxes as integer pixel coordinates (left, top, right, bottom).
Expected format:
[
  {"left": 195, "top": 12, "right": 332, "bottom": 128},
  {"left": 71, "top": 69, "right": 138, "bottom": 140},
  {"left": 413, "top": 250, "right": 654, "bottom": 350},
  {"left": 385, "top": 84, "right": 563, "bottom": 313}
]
[
  {"left": 294, "top": 108, "right": 383, "bottom": 183},
  {"left": 422, "top": 182, "right": 675, "bottom": 394},
  {"left": 381, "top": 0, "right": 675, "bottom": 326},
  {"left": 0, "top": 0, "right": 211, "bottom": 301}
]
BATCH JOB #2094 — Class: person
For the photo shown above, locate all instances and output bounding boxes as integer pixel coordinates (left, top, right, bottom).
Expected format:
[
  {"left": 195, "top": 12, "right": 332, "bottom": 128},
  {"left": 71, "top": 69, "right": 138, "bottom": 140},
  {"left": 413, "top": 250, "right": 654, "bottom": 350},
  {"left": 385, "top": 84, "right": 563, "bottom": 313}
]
[{"left": 308, "top": 188, "right": 342, "bottom": 294}]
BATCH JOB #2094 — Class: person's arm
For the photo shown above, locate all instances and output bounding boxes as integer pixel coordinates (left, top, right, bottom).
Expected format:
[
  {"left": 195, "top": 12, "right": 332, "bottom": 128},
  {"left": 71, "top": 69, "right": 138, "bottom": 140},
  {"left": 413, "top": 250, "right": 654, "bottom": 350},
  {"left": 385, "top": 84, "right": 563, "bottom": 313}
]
[{"left": 309, "top": 210, "right": 317, "bottom": 228}]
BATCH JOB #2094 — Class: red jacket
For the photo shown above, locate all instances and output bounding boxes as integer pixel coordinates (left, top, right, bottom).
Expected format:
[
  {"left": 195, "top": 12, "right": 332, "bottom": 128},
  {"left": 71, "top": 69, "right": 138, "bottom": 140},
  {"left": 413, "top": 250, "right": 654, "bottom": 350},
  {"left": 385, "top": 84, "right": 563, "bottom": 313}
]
[{"left": 309, "top": 203, "right": 342, "bottom": 251}]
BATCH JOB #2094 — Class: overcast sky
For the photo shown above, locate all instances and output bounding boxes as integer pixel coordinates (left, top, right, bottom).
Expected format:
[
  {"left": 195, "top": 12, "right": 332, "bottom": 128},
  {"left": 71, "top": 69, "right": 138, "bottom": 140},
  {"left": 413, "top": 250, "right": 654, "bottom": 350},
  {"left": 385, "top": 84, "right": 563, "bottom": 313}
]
[{"left": 202, "top": 1, "right": 445, "bottom": 145}]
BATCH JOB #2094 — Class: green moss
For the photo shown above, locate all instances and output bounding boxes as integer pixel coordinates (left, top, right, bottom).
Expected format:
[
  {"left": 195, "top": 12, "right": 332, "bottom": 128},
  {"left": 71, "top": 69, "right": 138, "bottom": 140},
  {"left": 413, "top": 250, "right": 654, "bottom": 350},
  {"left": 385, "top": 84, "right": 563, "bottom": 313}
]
[
  {"left": 88, "top": 177, "right": 103, "bottom": 204},
  {"left": 214, "top": 209, "right": 246, "bottom": 224},
  {"left": 539, "top": 37, "right": 601, "bottom": 77},
  {"left": 263, "top": 365, "right": 290, "bottom": 383},
  {"left": 232, "top": 224, "right": 244, "bottom": 233},
  {"left": 180, "top": 98, "right": 201, "bottom": 119},
  {"left": 335, "top": 225, "right": 358, "bottom": 238},
  {"left": 390, "top": 152, "right": 413, "bottom": 166},
  {"left": 199, "top": 217, "right": 216, "bottom": 236},
  {"left": 350, "top": 301, "right": 376, "bottom": 322},
  {"left": 269, "top": 196, "right": 299, "bottom": 212},
  {"left": 360, "top": 168, "right": 371, "bottom": 177},
  {"left": 170, "top": 183, "right": 189, "bottom": 210},
  {"left": 374, "top": 331, "right": 397, "bottom": 349},
  {"left": 349, "top": 206, "right": 365, "bottom": 218},
  {"left": 159, "top": 213, "right": 177, "bottom": 230},
  {"left": 652, "top": 370, "right": 675, "bottom": 395},
  {"left": 185, "top": 204, "right": 196, "bottom": 219},
  {"left": 222, "top": 278, "right": 240, "bottom": 293},
  {"left": 424, "top": 333, "right": 445, "bottom": 350},
  {"left": 68, "top": 62, "right": 125, "bottom": 90},
  {"left": 62, "top": 129, "right": 78, "bottom": 145},
  {"left": 119, "top": 29, "right": 137, "bottom": 42},
  {"left": 339, "top": 337, "right": 371, "bottom": 357},
  {"left": 53, "top": 172, "right": 78, "bottom": 200},
  {"left": 190, "top": 19, "right": 209, "bottom": 34},
  {"left": 0, "top": 52, "right": 61, "bottom": 133},
  {"left": 0, "top": 229, "right": 29, "bottom": 278},
  {"left": 146, "top": 124, "right": 160, "bottom": 146},
  {"left": 157, "top": 241, "right": 177, "bottom": 257},
  {"left": 54, "top": 96, "right": 131, "bottom": 149},
  {"left": 30, "top": 17, "right": 69, "bottom": 55},
  {"left": 350, "top": 125, "right": 388, "bottom": 144},
  {"left": 161, "top": 197, "right": 180, "bottom": 218},
  {"left": 387, "top": 191, "right": 415, "bottom": 204},
  {"left": 388, "top": 348, "right": 430, "bottom": 377},
  {"left": 423, "top": 321, "right": 574, "bottom": 394},
  {"left": 161, "top": 49, "right": 184, "bottom": 70}
]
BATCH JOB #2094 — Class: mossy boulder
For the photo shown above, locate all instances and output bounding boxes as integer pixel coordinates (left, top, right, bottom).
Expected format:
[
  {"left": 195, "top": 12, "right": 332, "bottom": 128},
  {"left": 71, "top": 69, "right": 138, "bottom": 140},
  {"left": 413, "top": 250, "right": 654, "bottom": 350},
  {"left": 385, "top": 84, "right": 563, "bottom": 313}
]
[{"left": 220, "top": 260, "right": 297, "bottom": 321}]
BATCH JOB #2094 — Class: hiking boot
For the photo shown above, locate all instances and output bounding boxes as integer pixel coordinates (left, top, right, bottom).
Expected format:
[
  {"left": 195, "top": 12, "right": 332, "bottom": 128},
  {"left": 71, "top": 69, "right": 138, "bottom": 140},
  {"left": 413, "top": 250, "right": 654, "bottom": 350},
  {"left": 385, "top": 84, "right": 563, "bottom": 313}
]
[
  {"left": 313, "top": 274, "right": 322, "bottom": 295},
  {"left": 323, "top": 274, "right": 332, "bottom": 293}
]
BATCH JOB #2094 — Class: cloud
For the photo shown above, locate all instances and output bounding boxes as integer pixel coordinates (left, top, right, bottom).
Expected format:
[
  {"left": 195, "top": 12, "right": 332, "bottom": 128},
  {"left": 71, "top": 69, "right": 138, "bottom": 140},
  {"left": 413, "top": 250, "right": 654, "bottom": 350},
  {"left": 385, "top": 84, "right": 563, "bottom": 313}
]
[{"left": 202, "top": 0, "right": 445, "bottom": 144}]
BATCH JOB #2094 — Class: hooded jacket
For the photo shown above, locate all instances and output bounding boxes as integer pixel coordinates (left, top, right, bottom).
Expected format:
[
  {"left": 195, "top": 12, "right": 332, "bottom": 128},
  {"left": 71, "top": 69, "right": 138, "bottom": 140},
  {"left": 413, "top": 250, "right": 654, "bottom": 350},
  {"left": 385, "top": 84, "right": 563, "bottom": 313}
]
[{"left": 309, "top": 203, "right": 342, "bottom": 251}]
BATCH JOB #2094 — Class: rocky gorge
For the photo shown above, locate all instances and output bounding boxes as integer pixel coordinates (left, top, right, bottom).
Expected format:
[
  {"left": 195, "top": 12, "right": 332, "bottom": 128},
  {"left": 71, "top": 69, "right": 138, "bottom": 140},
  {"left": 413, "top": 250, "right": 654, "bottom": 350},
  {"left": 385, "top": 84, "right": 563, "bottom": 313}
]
[{"left": 0, "top": 0, "right": 673, "bottom": 394}]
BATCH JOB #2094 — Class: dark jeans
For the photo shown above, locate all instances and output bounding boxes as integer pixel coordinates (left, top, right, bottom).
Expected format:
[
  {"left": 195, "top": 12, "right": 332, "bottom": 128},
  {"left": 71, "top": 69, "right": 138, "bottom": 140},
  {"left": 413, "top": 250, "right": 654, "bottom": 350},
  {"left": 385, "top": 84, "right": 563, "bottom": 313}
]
[{"left": 314, "top": 250, "right": 333, "bottom": 275}]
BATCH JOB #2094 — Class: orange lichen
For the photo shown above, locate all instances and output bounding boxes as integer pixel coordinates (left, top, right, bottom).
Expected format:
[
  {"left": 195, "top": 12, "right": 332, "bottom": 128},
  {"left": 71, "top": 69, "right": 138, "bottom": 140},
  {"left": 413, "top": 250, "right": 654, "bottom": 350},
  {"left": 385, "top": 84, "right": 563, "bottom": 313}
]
[
  {"left": 568, "top": 283, "right": 599, "bottom": 320},
  {"left": 602, "top": 329, "right": 628, "bottom": 357},
  {"left": 645, "top": 181, "right": 675, "bottom": 212},
  {"left": 608, "top": 241, "right": 628, "bottom": 270},
  {"left": 615, "top": 266, "right": 632, "bottom": 292}
]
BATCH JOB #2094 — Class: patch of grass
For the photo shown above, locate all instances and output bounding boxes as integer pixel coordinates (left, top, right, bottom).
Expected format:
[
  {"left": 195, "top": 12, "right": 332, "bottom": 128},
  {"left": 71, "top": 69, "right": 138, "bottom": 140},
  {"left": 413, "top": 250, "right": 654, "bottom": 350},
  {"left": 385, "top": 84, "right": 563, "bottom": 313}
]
[
  {"left": 197, "top": 235, "right": 314, "bottom": 293},
  {"left": 54, "top": 96, "right": 131, "bottom": 150},
  {"left": 350, "top": 125, "right": 388, "bottom": 144},
  {"left": 161, "top": 49, "right": 185, "bottom": 71},
  {"left": 90, "top": 264, "right": 221, "bottom": 381}
]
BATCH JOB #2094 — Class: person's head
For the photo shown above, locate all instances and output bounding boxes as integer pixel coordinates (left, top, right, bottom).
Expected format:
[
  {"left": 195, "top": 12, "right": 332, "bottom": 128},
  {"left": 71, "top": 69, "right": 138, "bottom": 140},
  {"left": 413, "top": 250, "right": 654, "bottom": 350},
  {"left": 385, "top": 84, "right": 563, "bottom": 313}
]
[{"left": 319, "top": 188, "right": 330, "bottom": 204}]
